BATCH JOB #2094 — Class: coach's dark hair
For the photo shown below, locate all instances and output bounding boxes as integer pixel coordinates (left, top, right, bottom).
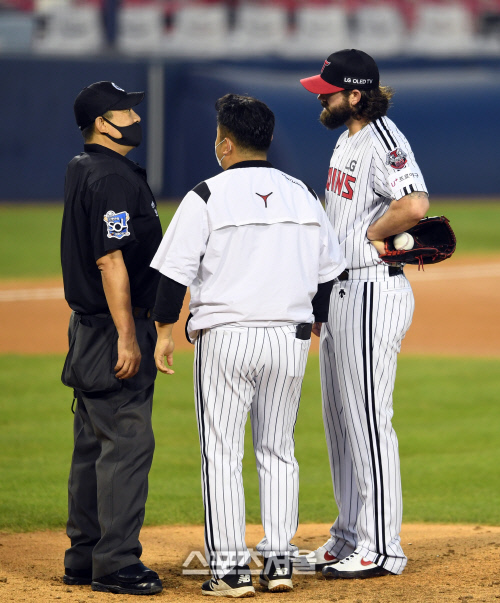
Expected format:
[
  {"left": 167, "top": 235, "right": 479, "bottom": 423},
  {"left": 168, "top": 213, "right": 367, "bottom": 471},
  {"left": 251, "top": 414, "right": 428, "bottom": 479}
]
[
  {"left": 215, "top": 94, "right": 275, "bottom": 152},
  {"left": 81, "top": 110, "right": 113, "bottom": 142},
  {"left": 343, "top": 86, "right": 394, "bottom": 123}
]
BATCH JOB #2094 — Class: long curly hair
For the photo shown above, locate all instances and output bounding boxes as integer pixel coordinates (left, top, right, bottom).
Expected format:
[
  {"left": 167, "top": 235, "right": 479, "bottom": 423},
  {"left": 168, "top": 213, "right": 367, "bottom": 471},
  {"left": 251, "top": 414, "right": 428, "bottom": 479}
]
[{"left": 342, "top": 86, "right": 395, "bottom": 123}]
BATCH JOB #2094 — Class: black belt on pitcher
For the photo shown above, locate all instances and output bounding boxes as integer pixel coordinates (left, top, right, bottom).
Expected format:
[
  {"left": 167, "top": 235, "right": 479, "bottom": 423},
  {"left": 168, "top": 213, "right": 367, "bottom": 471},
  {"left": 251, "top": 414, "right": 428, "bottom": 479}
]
[{"left": 338, "top": 267, "right": 403, "bottom": 281}]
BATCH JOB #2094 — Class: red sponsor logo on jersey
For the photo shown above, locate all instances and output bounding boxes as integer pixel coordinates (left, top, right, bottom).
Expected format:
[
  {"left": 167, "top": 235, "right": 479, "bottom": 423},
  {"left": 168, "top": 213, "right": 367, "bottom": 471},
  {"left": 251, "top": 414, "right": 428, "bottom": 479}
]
[
  {"left": 386, "top": 148, "right": 407, "bottom": 170},
  {"left": 326, "top": 167, "right": 356, "bottom": 200},
  {"left": 256, "top": 192, "right": 273, "bottom": 208}
]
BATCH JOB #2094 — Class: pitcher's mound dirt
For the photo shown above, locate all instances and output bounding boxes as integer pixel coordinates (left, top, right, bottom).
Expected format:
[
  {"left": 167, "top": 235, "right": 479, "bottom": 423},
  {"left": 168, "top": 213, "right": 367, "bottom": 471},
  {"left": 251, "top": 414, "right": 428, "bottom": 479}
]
[{"left": 1, "top": 523, "right": 499, "bottom": 602}]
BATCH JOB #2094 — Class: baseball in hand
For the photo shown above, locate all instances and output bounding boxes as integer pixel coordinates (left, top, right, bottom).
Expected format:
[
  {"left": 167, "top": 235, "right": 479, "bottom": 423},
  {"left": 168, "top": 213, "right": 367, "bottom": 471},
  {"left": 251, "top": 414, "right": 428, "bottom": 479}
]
[{"left": 393, "top": 232, "right": 414, "bottom": 250}]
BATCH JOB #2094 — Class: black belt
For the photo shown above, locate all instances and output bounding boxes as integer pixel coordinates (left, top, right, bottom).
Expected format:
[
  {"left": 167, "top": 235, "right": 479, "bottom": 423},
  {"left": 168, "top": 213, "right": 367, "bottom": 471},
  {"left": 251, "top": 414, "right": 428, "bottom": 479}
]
[
  {"left": 78, "top": 307, "right": 151, "bottom": 322},
  {"left": 338, "top": 267, "right": 403, "bottom": 281},
  {"left": 132, "top": 307, "right": 151, "bottom": 319}
]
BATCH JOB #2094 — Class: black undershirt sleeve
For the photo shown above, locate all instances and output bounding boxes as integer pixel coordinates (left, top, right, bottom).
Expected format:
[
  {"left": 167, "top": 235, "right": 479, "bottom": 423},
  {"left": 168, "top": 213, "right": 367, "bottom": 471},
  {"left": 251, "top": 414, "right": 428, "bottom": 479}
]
[
  {"left": 311, "top": 279, "right": 335, "bottom": 323},
  {"left": 151, "top": 275, "right": 187, "bottom": 324}
]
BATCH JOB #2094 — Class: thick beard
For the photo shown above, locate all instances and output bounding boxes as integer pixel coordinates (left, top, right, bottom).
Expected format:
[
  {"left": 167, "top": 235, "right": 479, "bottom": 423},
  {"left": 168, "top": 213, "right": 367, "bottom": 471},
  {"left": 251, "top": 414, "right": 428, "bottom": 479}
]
[{"left": 319, "top": 104, "right": 353, "bottom": 131}]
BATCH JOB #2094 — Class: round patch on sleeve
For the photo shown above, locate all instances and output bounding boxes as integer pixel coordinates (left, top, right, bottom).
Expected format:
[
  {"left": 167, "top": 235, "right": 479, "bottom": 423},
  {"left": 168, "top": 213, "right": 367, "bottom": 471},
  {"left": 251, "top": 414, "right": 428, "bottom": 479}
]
[
  {"left": 386, "top": 148, "right": 408, "bottom": 170},
  {"left": 103, "top": 210, "right": 131, "bottom": 239}
]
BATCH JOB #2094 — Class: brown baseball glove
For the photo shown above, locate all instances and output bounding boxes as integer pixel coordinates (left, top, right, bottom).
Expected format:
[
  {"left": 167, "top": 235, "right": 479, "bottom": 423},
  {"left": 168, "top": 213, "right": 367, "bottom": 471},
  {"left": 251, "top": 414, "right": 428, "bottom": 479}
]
[{"left": 379, "top": 216, "right": 456, "bottom": 268}]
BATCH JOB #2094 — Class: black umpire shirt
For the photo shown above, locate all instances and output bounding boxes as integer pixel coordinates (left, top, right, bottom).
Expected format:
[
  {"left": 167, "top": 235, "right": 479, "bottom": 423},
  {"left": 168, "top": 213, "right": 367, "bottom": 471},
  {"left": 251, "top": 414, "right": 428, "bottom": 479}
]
[{"left": 61, "top": 144, "right": 163, "bottom": 315}]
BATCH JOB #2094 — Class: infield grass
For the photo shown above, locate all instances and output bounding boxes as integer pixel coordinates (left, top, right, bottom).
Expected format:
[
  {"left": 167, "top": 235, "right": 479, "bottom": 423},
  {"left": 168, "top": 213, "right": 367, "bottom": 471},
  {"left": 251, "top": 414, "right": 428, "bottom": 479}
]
[
  {"left": 0, "top": 201, "right": 498, "bottom": 279},
  {"left": 0, "top": 353, "right": 499, "bottom": 532}
]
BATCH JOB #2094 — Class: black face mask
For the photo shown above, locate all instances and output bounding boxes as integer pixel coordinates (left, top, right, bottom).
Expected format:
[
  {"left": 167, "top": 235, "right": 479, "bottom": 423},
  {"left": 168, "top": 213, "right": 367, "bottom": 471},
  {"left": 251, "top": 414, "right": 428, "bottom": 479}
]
[{"left": 102, "top": 116, "right": 142, "bottom": 147}]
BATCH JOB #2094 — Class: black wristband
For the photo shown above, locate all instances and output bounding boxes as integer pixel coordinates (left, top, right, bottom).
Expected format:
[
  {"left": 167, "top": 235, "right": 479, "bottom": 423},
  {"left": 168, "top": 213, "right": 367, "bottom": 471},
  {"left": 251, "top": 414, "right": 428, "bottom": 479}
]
[
  {"left": 151, "top": 275, "right": 187, "bottom": 324},
  {"left": 312, "top": 279, "right": 335, "bottom": 323}
]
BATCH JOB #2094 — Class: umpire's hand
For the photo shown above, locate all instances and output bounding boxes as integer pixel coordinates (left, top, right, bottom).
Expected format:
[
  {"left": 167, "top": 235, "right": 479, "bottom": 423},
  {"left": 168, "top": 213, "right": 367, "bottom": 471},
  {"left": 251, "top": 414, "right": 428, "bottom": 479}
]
[
  {"left": 97, "top": 249, "right": 142, "bottom": 380},
  {"left": 155, "top": 322, "right": 175, "bottom": 375},
  {"left": 115, "top": 334, "right": 142, "bottom": 379}
]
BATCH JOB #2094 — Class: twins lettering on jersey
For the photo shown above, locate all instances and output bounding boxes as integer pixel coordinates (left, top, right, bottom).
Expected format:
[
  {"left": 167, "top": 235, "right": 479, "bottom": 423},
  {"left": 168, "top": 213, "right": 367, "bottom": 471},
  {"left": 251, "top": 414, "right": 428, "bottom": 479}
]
[{"left": 326, "top": 167, "right": 356, "bottom": 199}]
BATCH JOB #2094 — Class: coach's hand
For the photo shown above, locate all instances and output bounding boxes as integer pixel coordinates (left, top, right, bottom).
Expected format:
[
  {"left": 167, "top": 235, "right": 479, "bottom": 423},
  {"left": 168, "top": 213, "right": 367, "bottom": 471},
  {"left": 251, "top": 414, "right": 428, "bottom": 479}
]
[
  {"left": 155, "top": 322, "right": 175, "bottom": 375},
  {"left": 312, "top": 322, "right": 322, "bottom": 337}
]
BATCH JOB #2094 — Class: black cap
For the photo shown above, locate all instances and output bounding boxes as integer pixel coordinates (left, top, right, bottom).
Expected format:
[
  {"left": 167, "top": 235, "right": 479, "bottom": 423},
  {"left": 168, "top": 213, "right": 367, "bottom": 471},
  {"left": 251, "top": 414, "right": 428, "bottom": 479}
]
[
  {"left": 300, "top": 49, "right": 379, "bottom": 95},
  {"left": 74, "top": 81, "right": 145, "bottom": 131}
]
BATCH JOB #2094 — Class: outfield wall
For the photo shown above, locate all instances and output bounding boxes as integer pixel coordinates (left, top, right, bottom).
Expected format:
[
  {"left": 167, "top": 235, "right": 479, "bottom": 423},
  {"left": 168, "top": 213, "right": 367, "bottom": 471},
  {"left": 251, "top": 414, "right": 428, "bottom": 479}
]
[{"left": 1, "top": 56, "right": 499, "bottom": 200}]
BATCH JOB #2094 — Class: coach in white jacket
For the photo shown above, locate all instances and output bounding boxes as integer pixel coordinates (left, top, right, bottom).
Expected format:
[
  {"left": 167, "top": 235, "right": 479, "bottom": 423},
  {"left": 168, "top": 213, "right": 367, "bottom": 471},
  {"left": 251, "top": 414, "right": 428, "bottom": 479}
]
[{"left": 150, "top": 94, "right": 345, "bottom": 598}]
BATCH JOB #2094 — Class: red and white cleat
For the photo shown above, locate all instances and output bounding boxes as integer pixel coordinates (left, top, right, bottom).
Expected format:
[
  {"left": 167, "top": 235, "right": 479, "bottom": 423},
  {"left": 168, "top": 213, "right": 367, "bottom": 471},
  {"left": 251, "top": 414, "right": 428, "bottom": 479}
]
[
  {"left": 293, "top": 539, "right": 338, "bottom": 572},
  {"left": 322, "top": 550, "right": 393, "bottom": 579}
]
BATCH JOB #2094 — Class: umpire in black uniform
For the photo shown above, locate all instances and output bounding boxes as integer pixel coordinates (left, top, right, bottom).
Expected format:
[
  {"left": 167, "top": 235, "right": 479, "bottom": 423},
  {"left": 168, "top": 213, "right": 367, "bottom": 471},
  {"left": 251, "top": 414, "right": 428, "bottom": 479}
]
[{"left": 60, "top": 81, "right": 163, "bottom": 595}]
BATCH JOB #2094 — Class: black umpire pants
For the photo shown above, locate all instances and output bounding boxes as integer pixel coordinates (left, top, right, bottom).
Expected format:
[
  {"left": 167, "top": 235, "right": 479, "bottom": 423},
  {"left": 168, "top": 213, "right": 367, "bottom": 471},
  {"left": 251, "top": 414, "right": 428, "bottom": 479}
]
[{"left": 63, "top": 311, "right": 157, "bottom": 579}]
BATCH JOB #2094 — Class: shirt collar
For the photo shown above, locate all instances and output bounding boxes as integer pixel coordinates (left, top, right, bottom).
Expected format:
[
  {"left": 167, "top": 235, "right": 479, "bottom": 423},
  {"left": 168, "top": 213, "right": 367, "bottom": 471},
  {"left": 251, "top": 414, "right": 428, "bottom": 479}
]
[
  {"left": 83, "top": 144, "right": 146, "bottom": 178},
  {"left": 227, "top": 160, "right": 274, "bottom": 170}
]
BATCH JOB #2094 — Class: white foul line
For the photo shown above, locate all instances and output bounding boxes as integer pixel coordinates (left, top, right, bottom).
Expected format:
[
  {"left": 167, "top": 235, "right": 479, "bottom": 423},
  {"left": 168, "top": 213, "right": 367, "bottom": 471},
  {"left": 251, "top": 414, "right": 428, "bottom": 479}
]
[
  {"left": 0, "top": 263, "right": 499, "bottom": 301},
  {"left": 0, "top": 288, "right": 65, "bottom": 302}
]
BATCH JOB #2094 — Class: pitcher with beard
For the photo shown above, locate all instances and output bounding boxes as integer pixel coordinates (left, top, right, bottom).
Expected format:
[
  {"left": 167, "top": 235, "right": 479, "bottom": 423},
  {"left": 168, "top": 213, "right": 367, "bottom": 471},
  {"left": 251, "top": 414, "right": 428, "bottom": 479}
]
[{"left": 294, "top": 49, "right": 430, "bottom": 580}]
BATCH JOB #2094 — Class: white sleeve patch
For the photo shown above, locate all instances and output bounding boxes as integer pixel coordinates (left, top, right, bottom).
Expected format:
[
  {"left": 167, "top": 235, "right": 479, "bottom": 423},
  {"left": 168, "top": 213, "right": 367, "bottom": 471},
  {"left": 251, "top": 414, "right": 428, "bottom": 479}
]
[{"left": 103, "top": 210, "right": 131, "bottom": 239}]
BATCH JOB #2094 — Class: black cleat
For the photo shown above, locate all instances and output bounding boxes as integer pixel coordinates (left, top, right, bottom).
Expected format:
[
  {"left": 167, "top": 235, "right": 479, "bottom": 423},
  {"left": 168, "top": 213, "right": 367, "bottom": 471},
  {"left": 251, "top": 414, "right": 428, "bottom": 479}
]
[
  {"left": 201, "top": 564, "right": 255, "bottom": 598},
  {"left": 63, "top": 567, "right": 92, "bottom": 585},
  {"left": 259, "top": 556, "right": 293, "bottom": 592},
  {"left": 91, "top": 562, "right": 162, "bottom": 595}
]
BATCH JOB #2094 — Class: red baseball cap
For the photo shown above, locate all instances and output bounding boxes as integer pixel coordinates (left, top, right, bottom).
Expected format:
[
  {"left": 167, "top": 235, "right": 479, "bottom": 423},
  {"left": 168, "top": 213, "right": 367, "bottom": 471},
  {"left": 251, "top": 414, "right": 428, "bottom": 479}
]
[{"left": 300, "top": 49, "right": 379, "bottom": 95}]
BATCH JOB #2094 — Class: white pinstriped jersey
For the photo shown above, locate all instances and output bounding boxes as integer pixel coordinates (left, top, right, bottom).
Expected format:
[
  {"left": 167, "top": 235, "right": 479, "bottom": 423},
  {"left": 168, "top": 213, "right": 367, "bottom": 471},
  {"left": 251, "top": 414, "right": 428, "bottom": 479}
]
[
  {"left": 316, "top": 116, "right": 426, "bottom": 574},
  {"left": 324, "top": 116, "right": 427, "bottom": 270}
]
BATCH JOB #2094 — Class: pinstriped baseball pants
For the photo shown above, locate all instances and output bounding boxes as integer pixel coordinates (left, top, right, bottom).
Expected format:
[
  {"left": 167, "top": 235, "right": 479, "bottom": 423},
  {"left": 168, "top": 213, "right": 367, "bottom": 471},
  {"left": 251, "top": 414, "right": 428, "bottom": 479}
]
[
  {"left": 319, "top": 275, "right": 414, "bottom": 575},
  {"left": 194, "top": 325, "right": 310, "bottom": 579}
]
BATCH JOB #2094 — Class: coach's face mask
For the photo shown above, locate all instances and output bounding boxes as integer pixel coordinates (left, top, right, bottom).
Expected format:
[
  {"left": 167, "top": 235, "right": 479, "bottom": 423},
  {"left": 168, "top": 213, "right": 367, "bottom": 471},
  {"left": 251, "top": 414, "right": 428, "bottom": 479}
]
[
  {"left": 214, "top": 138, "right": 226, "bottom": 167},
  {"left": 102, "top": 116, "right": 142, "bottom": 147}
]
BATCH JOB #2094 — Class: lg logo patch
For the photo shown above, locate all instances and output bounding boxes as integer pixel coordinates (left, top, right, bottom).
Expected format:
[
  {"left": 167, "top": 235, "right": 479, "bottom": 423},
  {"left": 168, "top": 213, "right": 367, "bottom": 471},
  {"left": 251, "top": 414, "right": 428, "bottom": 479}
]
[{"left": 344, "top": 78, "right": 373, "bottom": 85}]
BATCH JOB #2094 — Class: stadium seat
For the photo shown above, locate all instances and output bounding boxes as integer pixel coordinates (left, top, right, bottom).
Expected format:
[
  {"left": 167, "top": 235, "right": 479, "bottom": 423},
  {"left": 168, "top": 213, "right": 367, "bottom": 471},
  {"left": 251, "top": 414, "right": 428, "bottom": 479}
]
[
  {"left": 281, "top": 5, "right": 351, "bottom": 58},
  {"left": 163, "top": 4, "right": 229, "bottom": 57},
  {"left": 34, "top": 0, "right": 72, "bottom": 9},
  {"left": 116, "top": 5, "right": 165, "bottom": 55},
  {"left": 408, "top": 3, "right": 476, "bottom": 56},
  {"left": 229, "top": 4, "right": 289, "bottom": 56},
  {"left": 476, "top": 2, "right": 500, "bottom": 54},
  {"left": 354, "top": 5, "right": 406, "bottom": 57},
  {"left": 33, "top": 5, "right": 105, "bottom": 54},
  {"left": 0, "top": 12, "right": 35, "bottom": 53}
]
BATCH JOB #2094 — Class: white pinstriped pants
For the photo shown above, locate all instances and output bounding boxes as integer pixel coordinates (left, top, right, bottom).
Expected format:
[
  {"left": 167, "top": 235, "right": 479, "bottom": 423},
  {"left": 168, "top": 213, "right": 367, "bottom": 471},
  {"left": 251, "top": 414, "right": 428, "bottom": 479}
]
[
  {"left": 319, "top": 275, "right": 414, "bottom": 575},
  {"left": 194, "top": 325, "right": 310, "bottom": 579}
]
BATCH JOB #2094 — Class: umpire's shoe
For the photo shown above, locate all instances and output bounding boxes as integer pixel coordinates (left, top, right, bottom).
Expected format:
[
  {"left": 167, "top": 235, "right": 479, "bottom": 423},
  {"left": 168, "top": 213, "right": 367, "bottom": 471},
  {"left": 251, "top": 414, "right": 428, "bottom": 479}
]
[
  {"left": 322, "top": 550, "right": 393, "bottom": 580},
  {"left": 201, "top": 565, "right": 255, "bottom": 598},
  {"left": 259, "top": 556, "right": 293, "bottom": 592},
  {"left": 63, "top": 567, "right": 92, "bottom": 585},
  {"left": 91, "top": 562, "right": 163, "bottom": 595}
]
